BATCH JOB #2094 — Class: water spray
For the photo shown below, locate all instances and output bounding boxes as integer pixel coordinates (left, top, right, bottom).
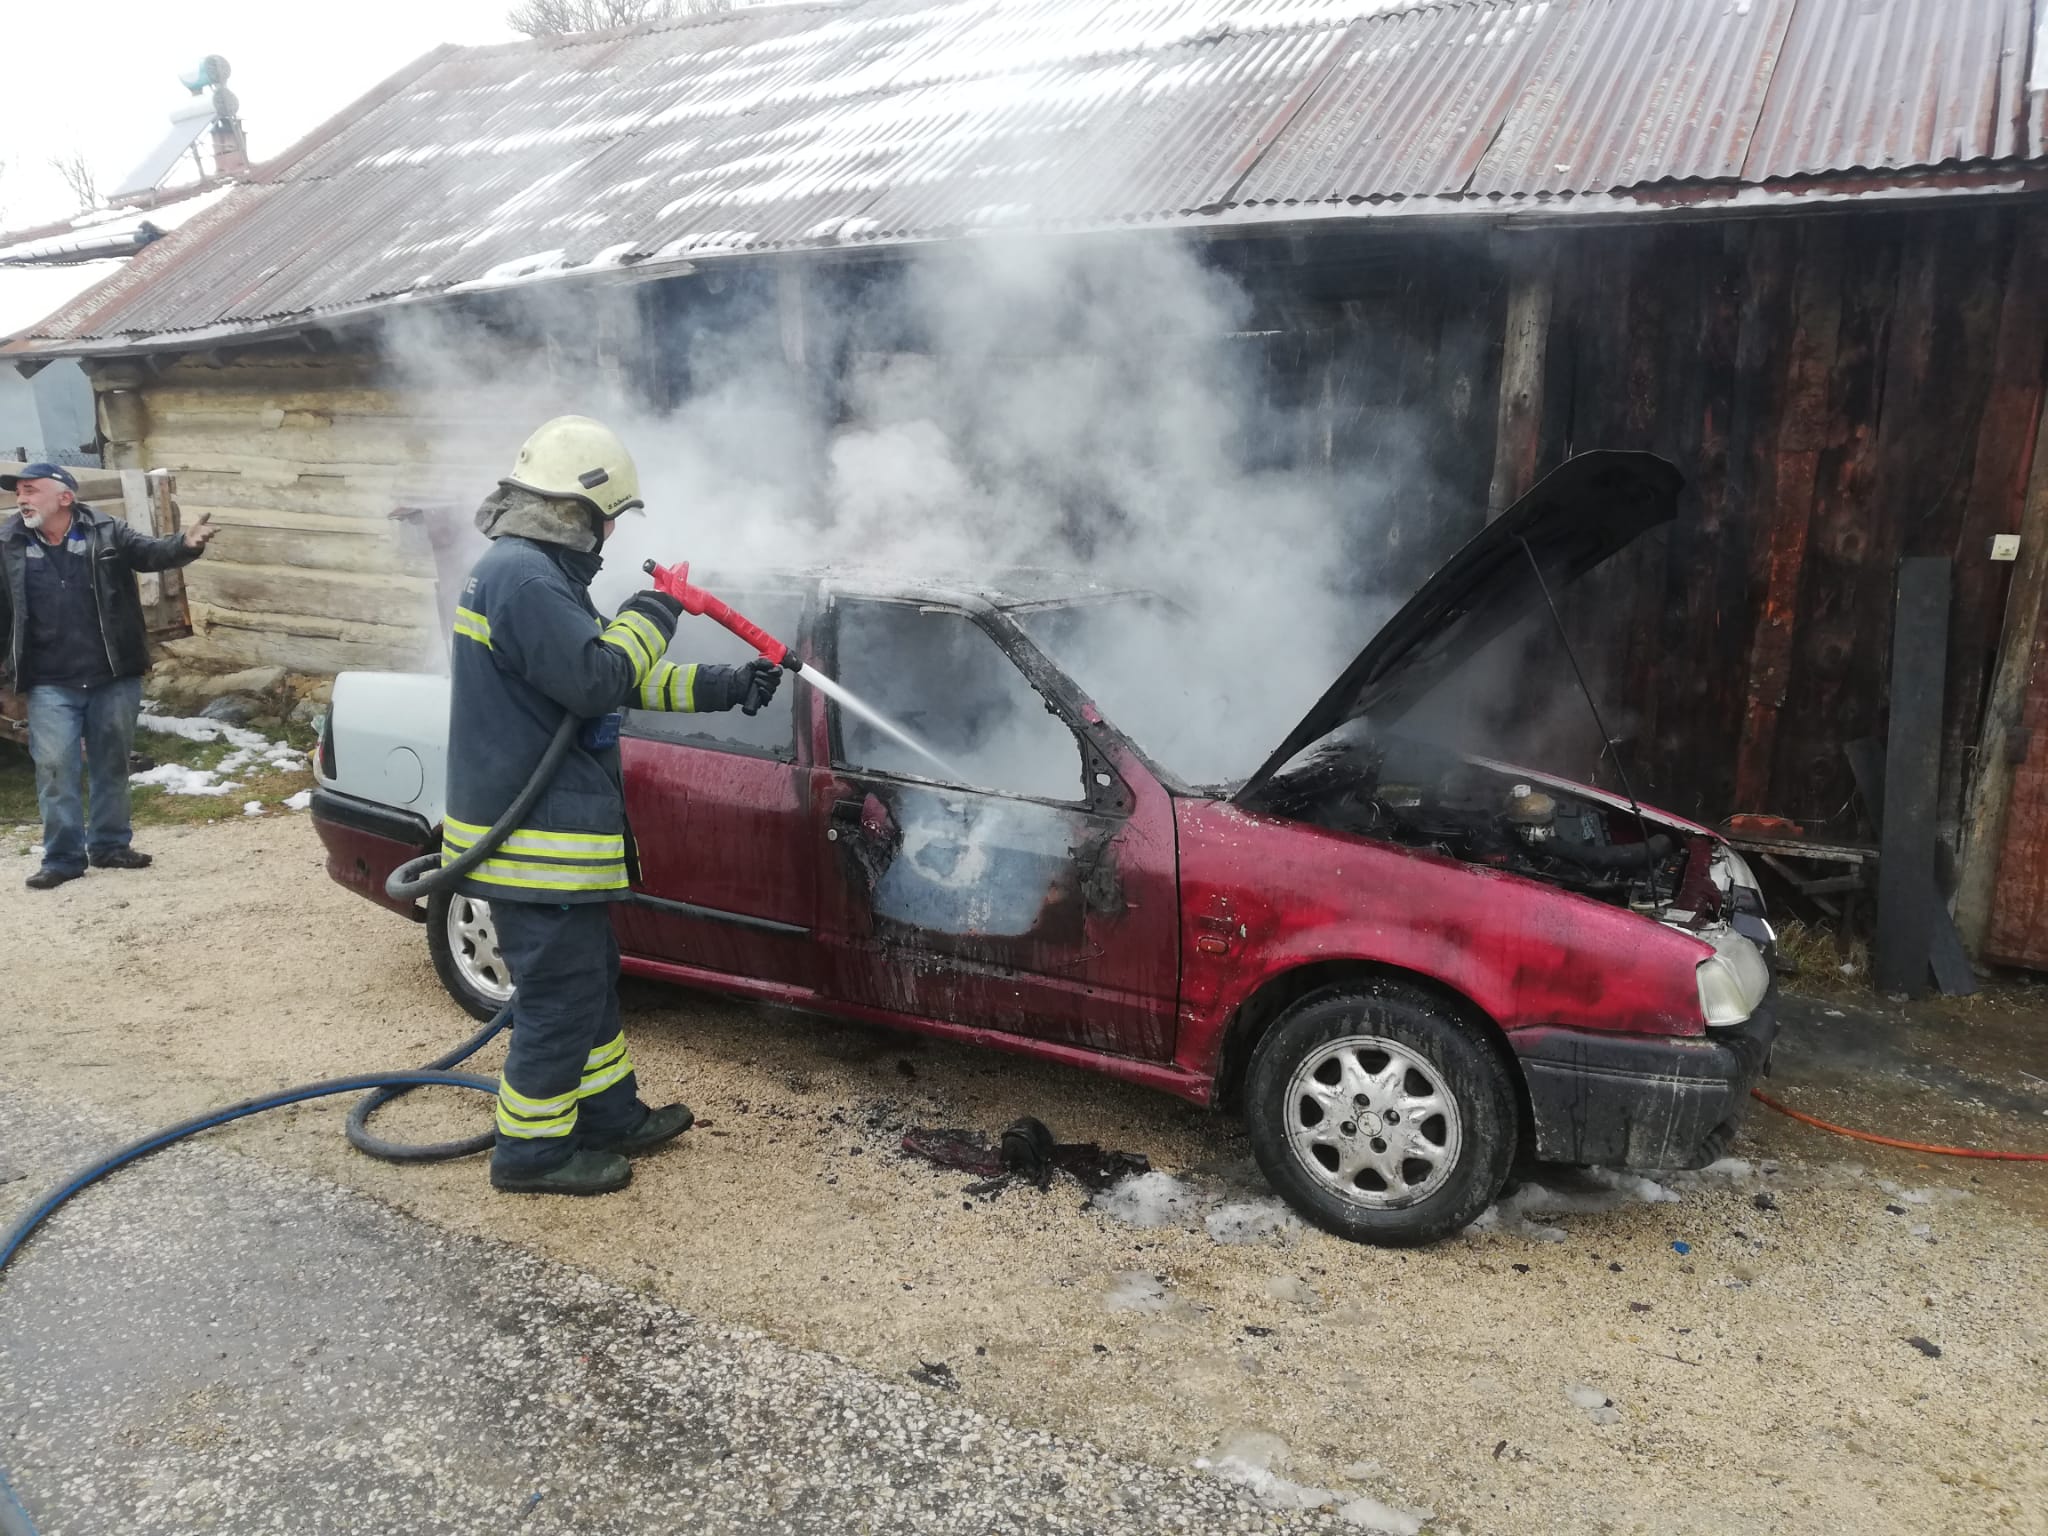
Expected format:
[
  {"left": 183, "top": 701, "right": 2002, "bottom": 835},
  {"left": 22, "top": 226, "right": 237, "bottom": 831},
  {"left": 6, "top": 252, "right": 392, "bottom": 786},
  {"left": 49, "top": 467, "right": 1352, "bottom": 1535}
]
[{"left": 641, "top": 560, "right": 960, "bottom": 780}]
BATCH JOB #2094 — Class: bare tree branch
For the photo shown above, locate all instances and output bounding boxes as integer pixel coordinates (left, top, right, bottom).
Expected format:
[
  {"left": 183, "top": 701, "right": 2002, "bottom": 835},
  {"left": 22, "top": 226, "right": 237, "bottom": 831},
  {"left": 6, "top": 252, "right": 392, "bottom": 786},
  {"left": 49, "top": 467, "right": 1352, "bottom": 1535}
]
[
  {"left": 49, "top": 151, "right": 99, "bottom": 214},
  {"left": 506, "top": 0, "right": 726, "bottom": 37}
]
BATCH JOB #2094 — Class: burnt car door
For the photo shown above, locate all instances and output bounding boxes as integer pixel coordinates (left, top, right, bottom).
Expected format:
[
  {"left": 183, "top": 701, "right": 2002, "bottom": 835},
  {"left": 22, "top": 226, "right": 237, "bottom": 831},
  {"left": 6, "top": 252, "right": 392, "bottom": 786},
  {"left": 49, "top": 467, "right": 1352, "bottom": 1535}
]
[
  {"left": 807, "top": 593, "right": 1179, "bottom": 1058},
  {"left": 615, "top": 586, "right": 819, "bottom": 990}
]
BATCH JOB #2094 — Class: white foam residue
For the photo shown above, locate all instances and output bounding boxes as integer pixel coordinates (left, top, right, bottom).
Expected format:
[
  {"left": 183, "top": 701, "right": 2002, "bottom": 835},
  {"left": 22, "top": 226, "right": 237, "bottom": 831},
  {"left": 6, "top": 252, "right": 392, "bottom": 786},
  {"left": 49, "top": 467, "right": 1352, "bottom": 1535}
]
[
  {"left": 1096, "top": 1171, "right": 1203, "bottom": 1228},
  {"left": 1200, "top": 1454, "right": 1335, "bottom": 1512},
  {"left": 1094, "top": 1172, "right": 1302, "bottom": 1246},
  {"left": 1103, "top": 1272, "right": 1173, "bottom": 1312},
  {"left": 1469, "top": 1168, "right": 1679, "bottom": 1244},
  {"left": 1205, "top": 1199, "right": 1303, "bottom": 1246},
  {"left": 1337, "top": 1493, "right": 1430, "bottom": 1534}
]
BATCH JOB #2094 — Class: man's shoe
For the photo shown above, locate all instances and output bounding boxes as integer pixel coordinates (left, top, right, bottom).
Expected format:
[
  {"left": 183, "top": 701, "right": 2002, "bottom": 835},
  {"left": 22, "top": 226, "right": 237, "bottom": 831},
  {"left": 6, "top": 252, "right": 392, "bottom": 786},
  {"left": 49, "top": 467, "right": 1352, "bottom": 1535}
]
[
  {"left": 584, "top": 1103, "right": 695, "bottom": 1157},
  {"left": 24, "top": 867, "right": 84, "bottom": 891},
  {"left": 89, "top": 849, "right": 152, "bottom": 870},
  {"left": 489, "top": 1148, "right": 632, "bottom": 1196}
]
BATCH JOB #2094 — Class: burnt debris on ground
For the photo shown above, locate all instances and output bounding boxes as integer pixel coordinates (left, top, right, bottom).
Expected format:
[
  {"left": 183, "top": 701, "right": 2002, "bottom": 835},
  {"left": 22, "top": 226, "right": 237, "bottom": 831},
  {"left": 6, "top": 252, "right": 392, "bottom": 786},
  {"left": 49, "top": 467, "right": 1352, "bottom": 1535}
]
[{"left": 900, "top": 1117, "right": 1150, "bottom": 1196}]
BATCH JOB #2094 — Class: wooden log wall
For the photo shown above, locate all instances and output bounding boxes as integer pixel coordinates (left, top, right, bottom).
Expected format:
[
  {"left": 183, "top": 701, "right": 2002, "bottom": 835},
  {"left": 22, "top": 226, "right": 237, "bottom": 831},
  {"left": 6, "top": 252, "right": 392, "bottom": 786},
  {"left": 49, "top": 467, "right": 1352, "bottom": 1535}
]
[{"left": 91, "top": 351, "right": 505, "bottom": 674}]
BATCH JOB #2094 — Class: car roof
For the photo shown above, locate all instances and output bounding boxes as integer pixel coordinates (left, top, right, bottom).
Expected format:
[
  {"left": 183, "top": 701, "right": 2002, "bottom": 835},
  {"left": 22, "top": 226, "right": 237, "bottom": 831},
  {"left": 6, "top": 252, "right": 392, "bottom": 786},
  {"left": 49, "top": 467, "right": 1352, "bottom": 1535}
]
[{"left": 693, "top": 565, "right": 1156, "bottom": 615}]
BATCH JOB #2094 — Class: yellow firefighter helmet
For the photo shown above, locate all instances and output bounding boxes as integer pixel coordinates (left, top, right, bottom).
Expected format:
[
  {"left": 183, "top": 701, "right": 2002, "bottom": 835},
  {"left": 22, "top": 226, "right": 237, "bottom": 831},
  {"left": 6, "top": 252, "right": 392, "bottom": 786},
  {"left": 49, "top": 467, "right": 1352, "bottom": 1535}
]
[{"left": 501, "top": 415, "right": 644, "bottom": 518}]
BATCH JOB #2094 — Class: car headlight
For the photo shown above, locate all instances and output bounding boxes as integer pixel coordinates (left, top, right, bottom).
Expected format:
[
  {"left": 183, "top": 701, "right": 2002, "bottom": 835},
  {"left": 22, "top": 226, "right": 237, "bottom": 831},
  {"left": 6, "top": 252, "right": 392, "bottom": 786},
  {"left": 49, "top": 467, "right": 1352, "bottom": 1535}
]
[{"left": 1697, "top": 957, "right": 1753, "bottom": 1025}]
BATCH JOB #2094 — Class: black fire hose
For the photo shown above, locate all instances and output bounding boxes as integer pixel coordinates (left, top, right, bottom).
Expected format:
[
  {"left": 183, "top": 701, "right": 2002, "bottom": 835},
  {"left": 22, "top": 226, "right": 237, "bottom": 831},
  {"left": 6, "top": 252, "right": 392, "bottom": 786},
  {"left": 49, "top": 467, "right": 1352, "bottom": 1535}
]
[
  {"left": 384, "top": 712, "right": 580, "bottom": 903},
  {"left": 0, "top": 716, "right": 584, "bottom": 1535}
]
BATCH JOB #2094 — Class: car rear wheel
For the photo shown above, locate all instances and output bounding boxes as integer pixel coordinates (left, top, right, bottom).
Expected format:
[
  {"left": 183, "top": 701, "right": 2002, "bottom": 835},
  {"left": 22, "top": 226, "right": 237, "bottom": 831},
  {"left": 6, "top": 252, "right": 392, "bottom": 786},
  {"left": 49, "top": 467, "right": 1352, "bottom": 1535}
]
[
  {"left": 426, "top": 889, "right": 515, "bottom": 1021},
  {"left": 1245, "top": 980, "right": 1517, "bottom": 1246}
]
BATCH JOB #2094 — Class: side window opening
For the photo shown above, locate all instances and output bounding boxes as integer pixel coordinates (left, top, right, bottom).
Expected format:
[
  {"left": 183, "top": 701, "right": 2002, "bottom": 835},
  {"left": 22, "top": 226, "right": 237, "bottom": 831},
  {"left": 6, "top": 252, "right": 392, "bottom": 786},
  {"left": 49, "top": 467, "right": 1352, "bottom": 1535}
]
[
  {"left": 831, "top": 599, "right": 1083, "bottom": 802},
  {"left": 624, "top": 591, "right": 804, "bottom": 760}
]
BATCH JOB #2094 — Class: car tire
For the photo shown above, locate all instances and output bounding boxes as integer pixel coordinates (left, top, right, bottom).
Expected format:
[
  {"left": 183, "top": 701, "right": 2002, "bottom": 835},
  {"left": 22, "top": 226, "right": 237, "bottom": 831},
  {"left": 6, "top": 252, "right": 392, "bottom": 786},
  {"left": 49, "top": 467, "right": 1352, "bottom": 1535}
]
[
  {"left": 426, "top": 889, "right": 516, "bottom": 1022},
  {"left": 1244, "top": 980, "right": 1518, "bottom": 1247}
]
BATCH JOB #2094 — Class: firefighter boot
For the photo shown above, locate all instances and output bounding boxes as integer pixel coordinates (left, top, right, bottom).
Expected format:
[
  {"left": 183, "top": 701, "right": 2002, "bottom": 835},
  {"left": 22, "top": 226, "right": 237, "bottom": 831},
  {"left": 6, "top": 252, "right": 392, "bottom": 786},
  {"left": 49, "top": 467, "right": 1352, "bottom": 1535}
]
[
  {"left": 490, "top": 1147, "right": 632, "bottom": 1196},
  {"left": 585, "top": 1102, "right": 694, "bottom": 1157}
]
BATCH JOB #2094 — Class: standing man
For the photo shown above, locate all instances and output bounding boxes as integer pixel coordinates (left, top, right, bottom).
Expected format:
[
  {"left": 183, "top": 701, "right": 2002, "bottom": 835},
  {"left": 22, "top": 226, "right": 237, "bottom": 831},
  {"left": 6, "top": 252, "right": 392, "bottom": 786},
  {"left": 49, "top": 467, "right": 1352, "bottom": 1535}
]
[
  {"left": 449, "top": 416, "right": 780, "bottom": 1197},
  {"left": 1, "top": 464, "right": 218, "bottom": 890}
]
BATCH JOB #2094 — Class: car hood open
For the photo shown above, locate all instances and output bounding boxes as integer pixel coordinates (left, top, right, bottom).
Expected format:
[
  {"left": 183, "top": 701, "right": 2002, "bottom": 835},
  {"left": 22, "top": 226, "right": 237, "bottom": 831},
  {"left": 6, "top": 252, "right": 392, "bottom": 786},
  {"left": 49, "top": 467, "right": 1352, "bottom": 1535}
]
[{"left": 1233, "top": 450, "right": 1683, "bottom": 803}]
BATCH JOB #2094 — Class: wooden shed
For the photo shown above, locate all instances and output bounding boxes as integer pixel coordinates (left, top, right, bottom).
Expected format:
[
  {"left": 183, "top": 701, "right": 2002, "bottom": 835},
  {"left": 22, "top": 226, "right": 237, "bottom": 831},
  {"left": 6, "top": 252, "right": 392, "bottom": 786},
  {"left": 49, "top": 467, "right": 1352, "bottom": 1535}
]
[{"left": 9, "top": 0, "right": 2048, "bottom": 962}]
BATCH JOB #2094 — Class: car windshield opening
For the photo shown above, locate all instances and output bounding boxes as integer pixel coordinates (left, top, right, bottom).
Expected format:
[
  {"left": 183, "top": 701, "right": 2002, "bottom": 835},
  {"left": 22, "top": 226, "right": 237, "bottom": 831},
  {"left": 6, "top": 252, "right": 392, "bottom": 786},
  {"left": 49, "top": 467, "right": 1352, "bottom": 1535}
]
[{"left": 833, "top": 600, "right": 1084, "bottom": 802}]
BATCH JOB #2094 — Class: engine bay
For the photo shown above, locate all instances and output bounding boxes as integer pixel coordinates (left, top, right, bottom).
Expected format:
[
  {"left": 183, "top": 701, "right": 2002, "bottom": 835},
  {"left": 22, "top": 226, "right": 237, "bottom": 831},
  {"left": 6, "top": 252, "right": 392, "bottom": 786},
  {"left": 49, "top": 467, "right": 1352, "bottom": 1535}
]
[{"left": 1251, "top": 730, "right": 1695, "bottom": 911}]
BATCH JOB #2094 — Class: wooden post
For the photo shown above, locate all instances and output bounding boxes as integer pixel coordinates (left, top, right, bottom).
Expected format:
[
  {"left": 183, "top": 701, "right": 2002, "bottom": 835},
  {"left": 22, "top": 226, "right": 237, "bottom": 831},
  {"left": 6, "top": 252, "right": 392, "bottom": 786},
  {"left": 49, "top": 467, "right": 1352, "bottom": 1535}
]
[
  {"left": 1873, "top": 558, "right": 1952, "bottom": 997},
  {"left": 1487, "top": 248, "right": 1555, "bottom": 519},
  {"left": 1956, "top": 395, "right": 2048, "bottom": 951}
]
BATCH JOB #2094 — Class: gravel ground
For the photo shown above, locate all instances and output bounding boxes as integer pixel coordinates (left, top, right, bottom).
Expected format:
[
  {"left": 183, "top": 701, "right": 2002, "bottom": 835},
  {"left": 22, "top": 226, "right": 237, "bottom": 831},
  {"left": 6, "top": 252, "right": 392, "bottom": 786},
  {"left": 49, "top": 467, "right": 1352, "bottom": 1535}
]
[
  {"left": 1, "top": 1093, "right": 1356, "bottom": 1536},
  {"left": 4, "top": 817, "right": 2047, "bottom": 1535}
]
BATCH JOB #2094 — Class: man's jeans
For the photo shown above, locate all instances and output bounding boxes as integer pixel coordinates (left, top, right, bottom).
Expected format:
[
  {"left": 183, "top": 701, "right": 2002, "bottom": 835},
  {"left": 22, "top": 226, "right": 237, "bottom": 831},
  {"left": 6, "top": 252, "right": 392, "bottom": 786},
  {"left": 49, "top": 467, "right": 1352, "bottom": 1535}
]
[{"left": 26, "top": 678, "right": 143, "bottom": 875}]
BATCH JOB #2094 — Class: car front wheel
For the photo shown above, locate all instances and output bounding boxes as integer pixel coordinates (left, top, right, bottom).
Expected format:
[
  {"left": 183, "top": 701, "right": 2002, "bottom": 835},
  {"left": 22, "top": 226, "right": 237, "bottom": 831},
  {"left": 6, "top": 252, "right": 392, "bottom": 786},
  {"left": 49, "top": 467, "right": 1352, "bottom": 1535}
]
[
  {"left": 1245, "top": 980, "right": 1517, "bottom": 1246},
  {"left": 426, "top": 889, "right": 515, "bottom": 1021}
]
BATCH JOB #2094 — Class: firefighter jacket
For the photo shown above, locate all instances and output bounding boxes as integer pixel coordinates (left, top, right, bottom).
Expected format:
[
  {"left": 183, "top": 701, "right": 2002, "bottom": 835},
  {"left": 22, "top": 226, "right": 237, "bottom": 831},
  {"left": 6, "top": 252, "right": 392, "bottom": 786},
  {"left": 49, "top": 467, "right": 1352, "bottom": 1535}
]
[{"left": 443, "top": 533, "right": 729, "bottom": 905}]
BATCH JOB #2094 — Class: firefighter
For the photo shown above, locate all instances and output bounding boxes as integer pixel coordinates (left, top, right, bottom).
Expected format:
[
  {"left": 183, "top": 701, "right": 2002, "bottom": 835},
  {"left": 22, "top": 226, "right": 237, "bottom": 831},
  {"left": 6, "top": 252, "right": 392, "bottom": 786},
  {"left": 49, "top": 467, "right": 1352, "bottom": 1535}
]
[{"left": 448, "top": 416, "right": 781, "bottom": 1196}]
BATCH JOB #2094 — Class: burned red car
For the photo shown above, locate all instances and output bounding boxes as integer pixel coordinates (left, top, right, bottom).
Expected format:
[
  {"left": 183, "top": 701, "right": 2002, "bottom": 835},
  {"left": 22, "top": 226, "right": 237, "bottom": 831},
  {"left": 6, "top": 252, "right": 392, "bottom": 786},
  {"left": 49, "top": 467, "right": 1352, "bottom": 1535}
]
[{"left": 312, "top": 451, "right": 1775, "bottom": 1245}]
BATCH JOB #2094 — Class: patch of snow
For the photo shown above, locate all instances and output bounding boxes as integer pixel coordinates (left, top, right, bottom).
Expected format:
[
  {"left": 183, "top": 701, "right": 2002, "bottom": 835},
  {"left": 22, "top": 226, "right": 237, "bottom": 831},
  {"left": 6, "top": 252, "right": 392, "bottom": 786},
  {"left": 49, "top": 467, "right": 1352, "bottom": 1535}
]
[
  {"left": 242, "top": 801, "right": 263, "bottom": 817},
  {"left": 132, "top": 714, "right": 305, "bottom": 797},
  {"left": 283, "top": 790, "right": 313, "bottom": 812},
  {"left": 130, "top": 762, "right": 239, "bottom": 797}
]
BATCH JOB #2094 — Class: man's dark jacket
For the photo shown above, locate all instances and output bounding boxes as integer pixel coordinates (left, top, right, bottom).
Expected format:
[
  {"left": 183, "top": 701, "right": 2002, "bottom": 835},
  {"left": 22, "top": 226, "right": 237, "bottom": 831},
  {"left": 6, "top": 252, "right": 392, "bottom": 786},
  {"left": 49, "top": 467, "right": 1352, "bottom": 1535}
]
[{"left": 0, "top": 503, "right": 201, "bottom": 689}]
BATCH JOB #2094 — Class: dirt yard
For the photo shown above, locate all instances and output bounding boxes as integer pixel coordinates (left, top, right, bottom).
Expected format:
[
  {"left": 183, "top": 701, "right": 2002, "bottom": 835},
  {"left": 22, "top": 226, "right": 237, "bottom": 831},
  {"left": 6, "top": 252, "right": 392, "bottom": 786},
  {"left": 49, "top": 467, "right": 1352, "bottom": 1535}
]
[{"left": 5, "top": 816, "right": 2046, "bottom": 1534}]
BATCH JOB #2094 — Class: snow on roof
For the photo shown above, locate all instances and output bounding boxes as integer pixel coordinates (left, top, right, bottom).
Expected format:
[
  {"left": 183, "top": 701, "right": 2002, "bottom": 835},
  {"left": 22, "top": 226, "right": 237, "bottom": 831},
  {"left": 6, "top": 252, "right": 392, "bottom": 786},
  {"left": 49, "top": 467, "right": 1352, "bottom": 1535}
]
[
  {"left": 13, "top": 0, "right": 2045, "bottom": 354},
  {"left": 0, "top": 186, "right": 242, "bottom": 345}
]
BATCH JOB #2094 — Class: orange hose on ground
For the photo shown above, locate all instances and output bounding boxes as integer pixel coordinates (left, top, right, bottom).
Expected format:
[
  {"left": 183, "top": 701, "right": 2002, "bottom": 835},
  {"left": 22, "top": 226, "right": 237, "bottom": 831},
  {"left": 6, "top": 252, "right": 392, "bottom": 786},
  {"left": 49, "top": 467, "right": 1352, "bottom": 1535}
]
[{"left": 1750, "top": 1087, "right": 2048, "bottom": 1161}]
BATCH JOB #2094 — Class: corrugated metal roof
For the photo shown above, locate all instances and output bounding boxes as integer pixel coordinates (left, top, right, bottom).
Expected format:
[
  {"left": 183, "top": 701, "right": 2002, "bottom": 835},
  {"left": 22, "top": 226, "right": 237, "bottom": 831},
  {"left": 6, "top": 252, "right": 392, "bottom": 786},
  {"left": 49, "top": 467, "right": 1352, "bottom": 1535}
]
[{"left": 19, "top": 0, "right": 2048, "bottom": 351}]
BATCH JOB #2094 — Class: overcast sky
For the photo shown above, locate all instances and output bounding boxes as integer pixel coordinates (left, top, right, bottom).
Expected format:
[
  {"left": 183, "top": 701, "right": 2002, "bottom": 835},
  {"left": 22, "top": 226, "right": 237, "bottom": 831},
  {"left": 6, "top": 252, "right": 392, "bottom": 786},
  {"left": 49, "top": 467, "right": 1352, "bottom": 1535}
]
[{"left": 5, "top": 0, "right": 520, "bottom": 231}]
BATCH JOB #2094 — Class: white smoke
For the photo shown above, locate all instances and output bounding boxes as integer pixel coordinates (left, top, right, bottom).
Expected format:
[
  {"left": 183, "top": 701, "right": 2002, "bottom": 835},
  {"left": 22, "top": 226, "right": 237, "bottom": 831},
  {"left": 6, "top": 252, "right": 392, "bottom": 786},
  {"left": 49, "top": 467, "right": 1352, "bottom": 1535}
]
[{"left": 384, "top": 235, "right": 1443, "bottom": 789}]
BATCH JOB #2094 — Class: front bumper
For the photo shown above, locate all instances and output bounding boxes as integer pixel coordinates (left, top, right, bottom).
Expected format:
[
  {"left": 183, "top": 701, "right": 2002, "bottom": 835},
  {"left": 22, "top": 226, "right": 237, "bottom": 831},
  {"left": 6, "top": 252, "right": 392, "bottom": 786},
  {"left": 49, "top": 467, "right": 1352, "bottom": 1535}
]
[{"left": 1511, "top": 992, "right": 1779, "bottom": 1170}]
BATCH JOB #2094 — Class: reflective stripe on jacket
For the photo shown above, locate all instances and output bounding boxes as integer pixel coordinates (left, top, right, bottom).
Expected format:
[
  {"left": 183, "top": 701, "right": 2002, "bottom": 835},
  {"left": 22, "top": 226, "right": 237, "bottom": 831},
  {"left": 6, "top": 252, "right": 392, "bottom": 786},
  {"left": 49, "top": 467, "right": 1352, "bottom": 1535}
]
[{"left": 443, "top": 535, "right": 704, "bottom": 905}]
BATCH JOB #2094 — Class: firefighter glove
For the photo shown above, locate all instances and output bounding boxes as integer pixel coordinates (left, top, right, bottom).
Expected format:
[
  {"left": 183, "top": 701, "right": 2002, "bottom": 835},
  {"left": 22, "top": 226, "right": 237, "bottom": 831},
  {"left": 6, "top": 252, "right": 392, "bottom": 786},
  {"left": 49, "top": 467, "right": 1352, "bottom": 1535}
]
[
  {"left": 617, "top": 589, "right": 683, "bottom": 646},
  {"left": 695, "top": 658, "right": 784, "bottom": 715}
]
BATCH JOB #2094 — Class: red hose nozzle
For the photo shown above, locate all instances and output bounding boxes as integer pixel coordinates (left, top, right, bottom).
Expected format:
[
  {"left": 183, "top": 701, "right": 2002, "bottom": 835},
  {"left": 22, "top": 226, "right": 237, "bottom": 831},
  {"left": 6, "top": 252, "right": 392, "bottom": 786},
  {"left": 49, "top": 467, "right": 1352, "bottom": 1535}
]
[{"left": 642, "top": 559, "right": 800, "bottom": 670}]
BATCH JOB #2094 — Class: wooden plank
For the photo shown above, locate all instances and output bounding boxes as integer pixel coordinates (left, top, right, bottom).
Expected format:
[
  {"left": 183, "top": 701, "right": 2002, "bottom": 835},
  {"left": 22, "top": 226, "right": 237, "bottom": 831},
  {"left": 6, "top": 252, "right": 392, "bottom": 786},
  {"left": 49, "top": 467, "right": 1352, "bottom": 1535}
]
[
  {"left": 1733, "top": 220, "right": 1841, "bottom": 810},
  {"left": 145, "top": 469, "right": 193, "bottom": 639},
  {"left": 187, "top": 563, "right": 440, "bottom": 629},
  {"left": 1487, "top": 246, "right": 1554, "bottom": 518},
  {"left": 1766, "top": 216, "right": 1900, "bottom": 820},
  {"left": 1959, "top": 326, "right": 2048, "bottom": 952},
  {"left": 192, "top": 525, "right": 417, "bottom": 575},
  {"left": 1943, "top": 211, "right": 2048, "bottom": 859},
  {"left": 1873, "top": 557, "right": 1952, "bottom": 996}
]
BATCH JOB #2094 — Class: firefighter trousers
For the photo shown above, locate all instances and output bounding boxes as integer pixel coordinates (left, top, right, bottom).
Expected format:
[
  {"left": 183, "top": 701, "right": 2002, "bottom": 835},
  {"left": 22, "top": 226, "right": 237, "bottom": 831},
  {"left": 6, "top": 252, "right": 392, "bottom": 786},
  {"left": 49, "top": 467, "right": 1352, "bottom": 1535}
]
[{"left": 489, "top": 899, "right": 644, "bottom": 1177}]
